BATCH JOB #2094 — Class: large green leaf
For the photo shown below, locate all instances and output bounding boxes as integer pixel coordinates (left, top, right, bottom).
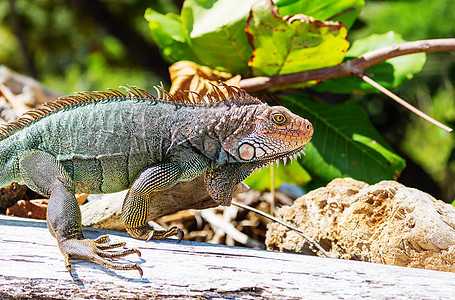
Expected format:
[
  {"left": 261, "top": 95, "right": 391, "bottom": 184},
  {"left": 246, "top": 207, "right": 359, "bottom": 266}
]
[
  {"left": 180, "top": 0, "right": 255, "bottom": 73},
  {"left": 247, "top": 1, "right": 349, "bottom": 77},
  {"left": 144, "top": 9, "right": 201, "bottom": 64},
  {"left": 281, "top": 93, "right": 405, "bottom": 184},
  {"left": 314, "top": 31, "right": 427, "bottom": 93},
  {"left": 146, "top": 0, "right": 255, "bottom": 74},
  {"left": 274, "top": 0, "right": 364, "bottom": 29}
]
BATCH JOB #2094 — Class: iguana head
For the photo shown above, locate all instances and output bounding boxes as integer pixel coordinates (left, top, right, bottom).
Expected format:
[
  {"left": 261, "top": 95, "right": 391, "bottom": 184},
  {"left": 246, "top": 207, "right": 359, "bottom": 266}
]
[
  {"left": 205, "top": 102, "right": 313, "bottom": 206},
  {"left": 221, "top": 104, "right": 313, "bottom": 168}
]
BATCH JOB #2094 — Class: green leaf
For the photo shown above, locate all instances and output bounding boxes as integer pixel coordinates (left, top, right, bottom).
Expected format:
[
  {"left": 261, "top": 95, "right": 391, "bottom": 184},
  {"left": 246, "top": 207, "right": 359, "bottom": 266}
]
[
  {"left": 280, "top": 93, "right": 406, "bottom": 184},
  {"left": 314, "top": 31, "right": 427, "bottom": 93},
  {"left": 247, "top": 1, "right": 349, "bottom": 77},
  {"left": 274, "top": 0, "right": 365, "bottom": 29},
  {"left": 244, "top": 160, "right": 311, "bottom": 191},
  {"left": 180, "top": 0, "right": 255, "bottom": 73},
  {"left": 146, "top": 0, "right": 255, "bottom": 73},
  {"left": 145, "top": 8, "right": 201, "bottom": 64}
]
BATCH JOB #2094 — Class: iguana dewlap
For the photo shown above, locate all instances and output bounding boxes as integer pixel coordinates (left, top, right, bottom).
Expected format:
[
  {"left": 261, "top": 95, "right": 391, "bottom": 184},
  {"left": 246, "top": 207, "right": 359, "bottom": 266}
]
[{"left": 0, "top": 84, "right": 313, "bottom": 276}]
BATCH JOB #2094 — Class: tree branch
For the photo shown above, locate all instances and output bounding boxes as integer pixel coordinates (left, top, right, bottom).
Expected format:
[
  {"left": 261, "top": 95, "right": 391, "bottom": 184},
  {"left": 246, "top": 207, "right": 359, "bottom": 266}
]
[{"left": 239, "top": 39, "right": 455, "bottom": 91}]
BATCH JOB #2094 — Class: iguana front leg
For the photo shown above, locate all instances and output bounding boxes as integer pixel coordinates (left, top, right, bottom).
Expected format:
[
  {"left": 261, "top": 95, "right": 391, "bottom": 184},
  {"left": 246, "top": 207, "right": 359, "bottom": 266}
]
[
  {"left": 204, "top": 162, "right": 255, "bottom": 206},
  {"left": 121, "top": 162, "right": 184, "bottom": 241},
  {"left": 18, "top": 150, "right": 142, "bottom": 276}
]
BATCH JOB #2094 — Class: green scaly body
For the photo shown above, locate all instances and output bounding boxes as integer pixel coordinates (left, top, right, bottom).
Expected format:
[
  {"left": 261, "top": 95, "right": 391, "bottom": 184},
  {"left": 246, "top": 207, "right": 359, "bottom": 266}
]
[{"left": 0, "top": 85, "right": 313, "bottom": 276}]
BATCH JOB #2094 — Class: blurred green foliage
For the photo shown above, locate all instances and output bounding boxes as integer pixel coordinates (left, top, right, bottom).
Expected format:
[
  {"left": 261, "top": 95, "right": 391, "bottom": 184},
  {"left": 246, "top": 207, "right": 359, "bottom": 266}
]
[
  {"left": 0, "top": 0, "right": 168, "bottom": 92},
  {"left": 352, "top": 0, "right": 455, "bottom": 203},
  {"left": 0, "top": 0, "right": 453, "bottom": 202}
]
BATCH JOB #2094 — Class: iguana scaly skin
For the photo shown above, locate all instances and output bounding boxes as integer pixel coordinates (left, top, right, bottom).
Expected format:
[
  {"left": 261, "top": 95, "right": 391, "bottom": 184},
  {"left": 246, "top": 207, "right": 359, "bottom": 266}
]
[{"left": 0, "top": 84, "right": 313, "bottom": 276}]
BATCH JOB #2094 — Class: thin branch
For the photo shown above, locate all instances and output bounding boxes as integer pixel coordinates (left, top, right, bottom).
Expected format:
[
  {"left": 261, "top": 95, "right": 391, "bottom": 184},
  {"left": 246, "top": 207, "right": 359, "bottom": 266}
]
[
  {"left": 361, "top": 75, "right": 453, "bottom": 133},
  {"left": 240, "top": 38, "right": 455, "bottom": 91},
  {"left": 231, "top": 201, "right": 332, "bottom": 258},
  {"left": 199, "top": 209, "right": 263, "bottom": 249},
  {"left": 270, "top": 165, "right": 275, "bottom": 215}
]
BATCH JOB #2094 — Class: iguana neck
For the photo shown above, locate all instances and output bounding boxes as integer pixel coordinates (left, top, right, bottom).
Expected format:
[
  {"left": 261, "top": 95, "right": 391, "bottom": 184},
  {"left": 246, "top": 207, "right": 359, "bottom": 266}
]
[{"left": 170, "top": 103, "right": 265, "bottom": 166}]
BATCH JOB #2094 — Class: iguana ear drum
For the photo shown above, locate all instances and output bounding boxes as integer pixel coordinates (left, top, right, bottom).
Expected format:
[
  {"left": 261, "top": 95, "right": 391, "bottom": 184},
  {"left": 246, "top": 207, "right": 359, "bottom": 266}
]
[{"left": 239, "top": 143, "right": 255, "bottom": 160}]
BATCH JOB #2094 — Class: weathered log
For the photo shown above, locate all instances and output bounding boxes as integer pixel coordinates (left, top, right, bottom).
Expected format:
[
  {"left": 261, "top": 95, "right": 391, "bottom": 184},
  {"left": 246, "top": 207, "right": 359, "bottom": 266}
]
[{"left": 1, "top": 214, "right": 454, "bottom": 299}]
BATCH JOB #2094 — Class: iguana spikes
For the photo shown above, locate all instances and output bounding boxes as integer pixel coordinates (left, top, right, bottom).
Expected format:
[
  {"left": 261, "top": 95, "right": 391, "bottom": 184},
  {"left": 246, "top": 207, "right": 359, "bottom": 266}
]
[
  {"left": 0, "top": 84, "right": 261, "bottom": 141},
  {"left": 120, "top": 85, "right": 156, "bottom": 99},
  {"left": 219, "top": 81, "right": 236, "bottom": 99},
  {"left": 208, "top": 82, "right": 227, "bottom": 101},
  {"left": 0, "top": 88, "right": 128, "bottom": 141},
  {"left": 187, "top": 90, "right": 206, "bottom": 104}
]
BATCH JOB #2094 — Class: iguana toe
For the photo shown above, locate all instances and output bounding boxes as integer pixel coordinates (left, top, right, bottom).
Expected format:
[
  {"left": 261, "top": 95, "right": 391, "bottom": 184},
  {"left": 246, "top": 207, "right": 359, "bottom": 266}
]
[{"left": 59, "top": 237, "right": 143, "bottom": 277}]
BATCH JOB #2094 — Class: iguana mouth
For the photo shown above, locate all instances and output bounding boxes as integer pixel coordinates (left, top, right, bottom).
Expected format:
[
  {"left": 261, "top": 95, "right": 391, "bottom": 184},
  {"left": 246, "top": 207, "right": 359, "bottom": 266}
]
[{"left": 251, "top": 145, "right": 307, "bottom": 173}]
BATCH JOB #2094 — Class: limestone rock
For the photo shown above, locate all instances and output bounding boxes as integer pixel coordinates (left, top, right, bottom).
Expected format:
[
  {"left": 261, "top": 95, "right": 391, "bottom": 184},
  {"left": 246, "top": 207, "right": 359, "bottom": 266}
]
[{"left": 266, "top": 178, "right": 455, "bottom": 272}]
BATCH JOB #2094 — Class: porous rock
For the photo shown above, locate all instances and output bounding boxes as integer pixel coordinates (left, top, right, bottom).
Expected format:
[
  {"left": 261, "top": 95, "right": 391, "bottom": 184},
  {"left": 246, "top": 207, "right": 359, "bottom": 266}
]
[{"left": 266, "top": 178, "right": 455, "bottom": 272}]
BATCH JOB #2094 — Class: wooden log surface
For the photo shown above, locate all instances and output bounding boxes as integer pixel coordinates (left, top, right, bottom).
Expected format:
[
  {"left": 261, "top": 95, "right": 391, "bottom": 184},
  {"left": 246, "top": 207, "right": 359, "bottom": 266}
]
[{"left": 1, "top": 214, "right": 455, "bottom": 299}]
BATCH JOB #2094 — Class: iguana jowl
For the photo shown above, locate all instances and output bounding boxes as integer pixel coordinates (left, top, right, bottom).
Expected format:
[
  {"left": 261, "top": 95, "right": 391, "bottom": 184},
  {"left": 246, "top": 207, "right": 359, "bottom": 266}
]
[{"left": 0, "top": 84, "right": 313, "bottom": 276}]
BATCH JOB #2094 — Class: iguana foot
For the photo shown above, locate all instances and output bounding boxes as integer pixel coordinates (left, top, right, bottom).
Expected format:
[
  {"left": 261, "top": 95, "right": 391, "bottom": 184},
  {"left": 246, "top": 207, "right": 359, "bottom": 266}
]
[
  {"left": 126, "top": 225, "right": 184, "bottom": 242},
  {"left": 146, "top": 226, "right": 184, "bottom": 242},
  {"left": 59, "top": 235, "right": 143, "bottom": 277}
]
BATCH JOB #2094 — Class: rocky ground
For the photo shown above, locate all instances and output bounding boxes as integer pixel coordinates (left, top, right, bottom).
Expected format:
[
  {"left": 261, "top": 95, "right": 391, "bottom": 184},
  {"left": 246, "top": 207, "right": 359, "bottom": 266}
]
[{"left": 266, "top": 178, "right": 455, "bottom": 272}]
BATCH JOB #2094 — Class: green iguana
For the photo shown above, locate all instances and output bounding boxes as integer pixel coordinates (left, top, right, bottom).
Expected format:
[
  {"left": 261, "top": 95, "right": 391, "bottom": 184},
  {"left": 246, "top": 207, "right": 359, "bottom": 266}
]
[{"left": 0, "top": 84, "right": 313, "bottom": 276}]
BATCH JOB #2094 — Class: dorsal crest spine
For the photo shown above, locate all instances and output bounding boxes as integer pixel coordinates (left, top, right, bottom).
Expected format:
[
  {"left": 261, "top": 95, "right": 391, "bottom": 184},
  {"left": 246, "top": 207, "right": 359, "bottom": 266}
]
[{"left": 0, "top": 84, "right": 261, "bottom": 140}]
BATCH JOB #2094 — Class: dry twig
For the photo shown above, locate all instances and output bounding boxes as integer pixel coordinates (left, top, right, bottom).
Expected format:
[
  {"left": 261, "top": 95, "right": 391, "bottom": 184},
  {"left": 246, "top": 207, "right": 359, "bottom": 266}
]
[
  {"left": 232, "top": 201, "right": 331, "bottom": 258},
  {"left": 200, "top": 209, "right": 263, "bottom": 248},
  {"left": 361, "top": 75, "right": 453, "bottom": 133}
]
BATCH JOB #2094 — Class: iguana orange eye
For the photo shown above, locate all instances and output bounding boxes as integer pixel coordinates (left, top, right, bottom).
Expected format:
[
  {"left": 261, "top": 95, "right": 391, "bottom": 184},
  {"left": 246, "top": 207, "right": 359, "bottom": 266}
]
[{"left": 272, "top": 113, "right": 287, "bottom": 125}]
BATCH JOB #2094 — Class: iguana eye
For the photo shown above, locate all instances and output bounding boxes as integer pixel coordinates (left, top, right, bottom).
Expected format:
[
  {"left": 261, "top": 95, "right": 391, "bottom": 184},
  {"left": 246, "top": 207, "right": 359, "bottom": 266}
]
[{"left": 272, "top": 113, "right": 287, "bottom": 125}]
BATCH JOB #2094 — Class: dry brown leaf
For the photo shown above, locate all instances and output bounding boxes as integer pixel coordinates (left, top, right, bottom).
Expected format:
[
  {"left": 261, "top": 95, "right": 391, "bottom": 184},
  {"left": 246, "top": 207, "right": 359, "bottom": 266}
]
[
  {"left": 75, "top": 193, "right": 89, "bottom": 205},
  {"left": 169, "top": 61, "right": 241, "bottom": 96},
  {"left": 6, "top": 199, "right": 48, "bottom": 220}
]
